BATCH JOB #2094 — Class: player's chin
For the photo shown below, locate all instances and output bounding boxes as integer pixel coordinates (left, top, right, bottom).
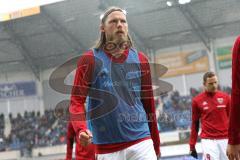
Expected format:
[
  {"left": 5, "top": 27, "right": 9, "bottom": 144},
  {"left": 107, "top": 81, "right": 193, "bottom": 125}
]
[
  {"left": 116, "top": 33, "right": 127, "bottom": 39},
  {"left": 213, "top": 89, "right": 217, "bottom": 92},
  {"left": 209, "top": 88, "right": 217, "bottom": 92}
]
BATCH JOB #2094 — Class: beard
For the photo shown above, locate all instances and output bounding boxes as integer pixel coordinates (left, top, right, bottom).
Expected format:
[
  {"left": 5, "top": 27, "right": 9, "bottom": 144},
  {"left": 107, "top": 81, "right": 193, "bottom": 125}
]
[
  {"left": 104, "top": 33, "right": 129, "bottom": 57},
  {"left": 206, "top": 86, "right": 217, "bottom": 93},
  {"left": 106, "top": 32, "right": 128, "bottom": 44}
]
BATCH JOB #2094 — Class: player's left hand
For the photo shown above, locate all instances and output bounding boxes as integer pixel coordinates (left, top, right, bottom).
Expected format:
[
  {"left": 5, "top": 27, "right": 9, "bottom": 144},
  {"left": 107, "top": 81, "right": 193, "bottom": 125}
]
[{"left": 190, "top": 149, "right": 198, "bottom": 159}]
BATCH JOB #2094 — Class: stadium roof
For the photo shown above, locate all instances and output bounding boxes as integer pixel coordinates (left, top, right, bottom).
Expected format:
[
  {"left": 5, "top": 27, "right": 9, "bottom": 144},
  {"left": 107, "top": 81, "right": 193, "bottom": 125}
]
[{"left": 0, "top": 0, "right": 239, "bottom": 79}]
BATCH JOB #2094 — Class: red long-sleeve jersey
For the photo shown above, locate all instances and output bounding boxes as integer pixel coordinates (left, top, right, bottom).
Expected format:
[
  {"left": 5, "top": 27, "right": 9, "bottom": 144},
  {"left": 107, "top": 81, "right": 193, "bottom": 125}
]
[
  {"left": 69, "top": 49, "right": 160, "bottom": 155},
  {"left": 189, "top": 91, "right": 231, "bottom": 150},
  {"left": 228, "top": 36, "right": 240, "bottom": 145},
  {"left": 66, "top": 122, "right": 95, "bottom": 160}
]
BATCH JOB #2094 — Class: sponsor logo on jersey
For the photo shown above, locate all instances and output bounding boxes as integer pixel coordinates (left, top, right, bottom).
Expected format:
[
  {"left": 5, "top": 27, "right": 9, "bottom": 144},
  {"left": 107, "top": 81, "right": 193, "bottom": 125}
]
[
  {"left": 203, "top": 106, "right": 209, "bottom": 110},
  {"left": 217, "top": 105, "right": 226, "bottom": 108}
]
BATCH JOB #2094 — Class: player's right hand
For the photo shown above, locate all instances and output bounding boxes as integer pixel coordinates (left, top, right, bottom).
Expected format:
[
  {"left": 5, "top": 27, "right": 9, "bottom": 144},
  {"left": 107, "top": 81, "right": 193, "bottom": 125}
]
[
  {"left": 190, "top": 149, "right": 198, "bottom": 159},
  {"left": 79, "top": 129, "right": 93, "bottom": 146},
  {"left": 227, "top": 144, "right": 240, "bottom": 160}
]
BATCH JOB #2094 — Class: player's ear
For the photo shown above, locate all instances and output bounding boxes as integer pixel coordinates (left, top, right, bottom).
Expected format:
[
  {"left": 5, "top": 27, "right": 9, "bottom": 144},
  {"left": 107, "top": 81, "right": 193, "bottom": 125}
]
[
  {"left": 203, "top": 82, "right": 206, "bottom": 88},
  {"left": 100, "top": 24, "right": 105, "bottom": 33},
  {"left": 203, "top": 79, "right": 206, "bottom": 86}
]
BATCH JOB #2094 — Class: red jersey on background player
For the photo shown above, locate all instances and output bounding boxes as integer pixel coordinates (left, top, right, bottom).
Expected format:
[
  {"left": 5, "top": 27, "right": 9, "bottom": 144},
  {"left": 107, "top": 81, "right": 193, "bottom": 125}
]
[
  {"left": 66, "top": 122, "right": 95, "bottom": 160},
  {"left": 227, "top": 36, "right": 240, "bottom": 160},
  {"left": 189, "top": 71, "right": 231, "bottom": 160}
]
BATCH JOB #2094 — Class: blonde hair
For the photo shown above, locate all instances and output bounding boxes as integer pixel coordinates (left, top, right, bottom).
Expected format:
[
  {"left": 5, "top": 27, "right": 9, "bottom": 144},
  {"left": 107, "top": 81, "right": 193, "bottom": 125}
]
[{"left": 93, "top": 6, "right": 134, "bottom": 49}]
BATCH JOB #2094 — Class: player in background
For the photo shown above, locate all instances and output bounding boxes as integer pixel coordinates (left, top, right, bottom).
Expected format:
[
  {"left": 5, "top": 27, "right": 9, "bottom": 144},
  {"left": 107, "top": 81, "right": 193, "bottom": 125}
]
[{"left": 189, "top": 71, "right": 231, "bottom": 160}]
